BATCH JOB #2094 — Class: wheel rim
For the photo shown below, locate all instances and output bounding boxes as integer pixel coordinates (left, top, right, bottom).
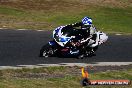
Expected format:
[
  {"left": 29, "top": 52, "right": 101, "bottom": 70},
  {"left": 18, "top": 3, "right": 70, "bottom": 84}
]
[
  {"left": 43, "top": 51, "right": 48, "bottom": 58},
  {"left": 43, "top": 48, "right": 54, "bottom": 57}
]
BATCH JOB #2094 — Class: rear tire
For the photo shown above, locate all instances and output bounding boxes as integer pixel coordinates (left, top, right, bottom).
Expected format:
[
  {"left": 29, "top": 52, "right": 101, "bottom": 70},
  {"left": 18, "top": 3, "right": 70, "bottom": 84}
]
[{"left": 77, "top": 54, "right": 84, "bottom": 59}]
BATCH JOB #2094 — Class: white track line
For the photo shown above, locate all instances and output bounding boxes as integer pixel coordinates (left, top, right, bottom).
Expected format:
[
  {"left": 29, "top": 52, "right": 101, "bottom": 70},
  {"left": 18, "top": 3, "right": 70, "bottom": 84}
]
[
  {"left": 17, "top": 29, "right": 27, "bottom": 30},
  {"left": 37, "top": 30, "right": 44, "bottom": 31},
  {"left": 0, "top": 62, "right": 132, "bottom": 70},
  {"left": 115, "top": 33, "right": 122, "bottom": 35}
]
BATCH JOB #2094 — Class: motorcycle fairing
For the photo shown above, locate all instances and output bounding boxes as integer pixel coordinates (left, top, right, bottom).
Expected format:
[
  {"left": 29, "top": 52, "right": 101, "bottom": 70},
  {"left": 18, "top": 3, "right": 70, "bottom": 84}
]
[
  {"left": 53, "top": 26, "right": 73, "bottom": 47},
  {"left": 49, "top": 41, "right": 56, "bottom": 46},
  {"left": 55, "top": 35, "right": 72, "bottom": 47}
]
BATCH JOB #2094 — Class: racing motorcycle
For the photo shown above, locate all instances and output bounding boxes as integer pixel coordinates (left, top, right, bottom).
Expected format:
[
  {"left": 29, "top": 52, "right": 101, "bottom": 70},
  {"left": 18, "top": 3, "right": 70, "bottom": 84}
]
[{"left": 39, "top": 27, "right": 108, "bottom": 59}]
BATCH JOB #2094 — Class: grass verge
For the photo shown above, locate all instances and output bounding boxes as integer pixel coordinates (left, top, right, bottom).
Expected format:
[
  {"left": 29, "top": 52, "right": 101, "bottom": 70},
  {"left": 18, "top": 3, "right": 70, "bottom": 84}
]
[
  {"left": 0, "top": 66, "right": 132, "bottom": 88},
  {"left": 0, "top": 0, "right": 131, "bottom": 33}
]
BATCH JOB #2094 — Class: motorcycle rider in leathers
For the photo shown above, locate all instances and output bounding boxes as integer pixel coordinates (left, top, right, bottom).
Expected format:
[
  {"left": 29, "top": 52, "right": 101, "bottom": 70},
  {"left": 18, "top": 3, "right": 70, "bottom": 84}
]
[{"left": 53, "top": 16, "right": 99, "bottom": 57}]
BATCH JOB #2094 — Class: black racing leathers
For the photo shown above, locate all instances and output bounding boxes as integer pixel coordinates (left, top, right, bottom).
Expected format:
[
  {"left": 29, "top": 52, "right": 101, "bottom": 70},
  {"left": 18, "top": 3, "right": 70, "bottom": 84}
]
[
  {"left": 61, "top": 22, "right": 93, "bottom": 56},
  {"left": 61, "top": 22, "right": 91, "bottom": 40}
]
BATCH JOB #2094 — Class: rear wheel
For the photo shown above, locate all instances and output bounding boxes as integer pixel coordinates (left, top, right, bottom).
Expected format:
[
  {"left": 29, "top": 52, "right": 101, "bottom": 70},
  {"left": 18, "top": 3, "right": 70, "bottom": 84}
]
[
  {"left": 77, "top": 54, "right": 84, "bottom": 59},
  {"left": 85, "top": 46, "right": 98, "bottom": 57},
  {"left": 39, "top": 43, "right": 55, "bottom": 58}
]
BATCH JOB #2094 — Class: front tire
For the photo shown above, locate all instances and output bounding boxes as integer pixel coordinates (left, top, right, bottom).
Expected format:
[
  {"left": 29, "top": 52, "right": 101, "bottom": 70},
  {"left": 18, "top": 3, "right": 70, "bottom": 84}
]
[
  {"left": 77, "top": 54, "right": 84, "bottom": 59},
  {"left": 39, "top": 43, "right": 54, "bottom": 58}
]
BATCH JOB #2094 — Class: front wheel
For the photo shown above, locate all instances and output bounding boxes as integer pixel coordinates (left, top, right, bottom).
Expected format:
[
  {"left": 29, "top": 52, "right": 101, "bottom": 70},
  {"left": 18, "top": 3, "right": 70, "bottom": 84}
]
[{"left": 39, "top": 43, "right": 55, "bottom": 58}]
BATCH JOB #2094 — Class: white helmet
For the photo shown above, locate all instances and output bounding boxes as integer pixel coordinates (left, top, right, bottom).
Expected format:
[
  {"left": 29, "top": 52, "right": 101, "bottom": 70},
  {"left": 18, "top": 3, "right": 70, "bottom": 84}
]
[{"left": 82, "top": 16, "right": 92, "bottom": 25}]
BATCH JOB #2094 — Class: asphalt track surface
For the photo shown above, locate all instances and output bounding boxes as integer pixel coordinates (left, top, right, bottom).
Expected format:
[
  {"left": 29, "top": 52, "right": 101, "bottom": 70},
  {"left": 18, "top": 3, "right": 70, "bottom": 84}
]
[{"left": 0, "top": 29, "right": 132, "bottom": 66}]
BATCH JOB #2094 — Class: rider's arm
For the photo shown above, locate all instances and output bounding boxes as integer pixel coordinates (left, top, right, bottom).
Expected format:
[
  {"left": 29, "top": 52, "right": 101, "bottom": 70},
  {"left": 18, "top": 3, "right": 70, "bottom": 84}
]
[{"left": 89, "top": 24, "right": 97, "bottom": 35}]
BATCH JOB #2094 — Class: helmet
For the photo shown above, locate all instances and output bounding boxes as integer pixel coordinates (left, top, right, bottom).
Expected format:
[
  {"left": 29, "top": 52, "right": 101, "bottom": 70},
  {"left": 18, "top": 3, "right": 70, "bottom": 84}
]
[
  {"left": 82, "top": 16, "right": 92, "bottom": 25},
  {"left": 81, "top": 16, "right": 92, "bottom": 30}
]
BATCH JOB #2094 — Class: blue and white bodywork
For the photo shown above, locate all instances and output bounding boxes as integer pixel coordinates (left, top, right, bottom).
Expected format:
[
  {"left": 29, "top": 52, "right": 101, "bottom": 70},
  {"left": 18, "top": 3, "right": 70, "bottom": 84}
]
[{"left": 53, "top": 26, "right": 72, "bottom": 47}]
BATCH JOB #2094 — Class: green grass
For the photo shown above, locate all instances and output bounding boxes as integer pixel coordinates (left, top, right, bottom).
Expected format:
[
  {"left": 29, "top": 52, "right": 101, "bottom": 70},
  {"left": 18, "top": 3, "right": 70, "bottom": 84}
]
[
  {"left": 0, "top": 6, "right": 27, "bottom": 16},
  {"left": 0, "top": 66, "right": 132, "bottom": 88},
  {"left": 93, "top": 7, "right": 132, "bottom": 33},
  {"left": 0, "top": 0, "right": 132, "bottom": 33}
]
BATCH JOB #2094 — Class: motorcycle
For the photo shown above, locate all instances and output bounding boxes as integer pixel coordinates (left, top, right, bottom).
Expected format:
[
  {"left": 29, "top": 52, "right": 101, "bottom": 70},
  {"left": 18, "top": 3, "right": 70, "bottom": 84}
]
[{"left": 39, "top": 27, "right": 108, "bottom": 59}]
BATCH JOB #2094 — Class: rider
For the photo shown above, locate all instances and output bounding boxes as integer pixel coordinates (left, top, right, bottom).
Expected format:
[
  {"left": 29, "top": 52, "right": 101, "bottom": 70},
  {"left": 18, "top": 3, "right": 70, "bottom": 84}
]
[
  {"left": 59, "top": 16, "right": 96, "bottom": 40},
  {"left": 53, "top": 16, "right": 98, "bottom": 56}
]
